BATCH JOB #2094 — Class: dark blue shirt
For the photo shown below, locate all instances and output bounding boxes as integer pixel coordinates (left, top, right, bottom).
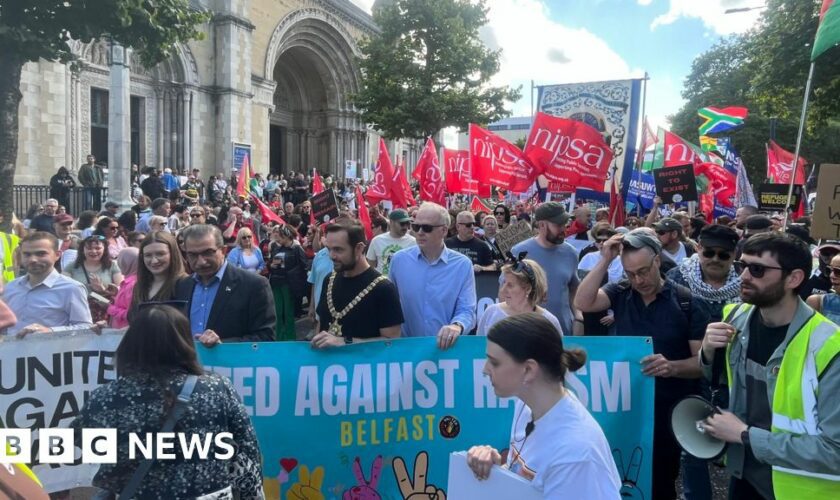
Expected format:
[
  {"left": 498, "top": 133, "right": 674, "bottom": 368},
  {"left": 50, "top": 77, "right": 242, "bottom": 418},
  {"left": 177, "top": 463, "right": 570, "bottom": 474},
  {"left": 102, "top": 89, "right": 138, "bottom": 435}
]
[{"left": 603, "top": 279, "right": 711, "bottom": 401}]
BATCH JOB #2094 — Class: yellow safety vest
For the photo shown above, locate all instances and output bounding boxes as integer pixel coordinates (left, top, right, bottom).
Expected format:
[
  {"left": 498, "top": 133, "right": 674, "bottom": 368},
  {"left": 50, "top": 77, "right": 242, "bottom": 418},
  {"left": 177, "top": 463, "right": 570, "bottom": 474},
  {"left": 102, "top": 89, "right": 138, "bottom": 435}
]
[
  {"left": 723, "top": 303, "right": 840, "bottom": 499},
  {"left": 1, "top": 232, "right": 19, "bottom": 283}
]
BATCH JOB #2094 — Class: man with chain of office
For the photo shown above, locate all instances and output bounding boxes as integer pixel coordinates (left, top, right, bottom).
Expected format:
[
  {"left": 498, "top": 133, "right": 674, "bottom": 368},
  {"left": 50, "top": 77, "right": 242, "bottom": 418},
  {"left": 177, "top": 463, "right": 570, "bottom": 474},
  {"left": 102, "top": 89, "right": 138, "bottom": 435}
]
[{"left": 311, "top": 219, "right": 404, "bottom": 348}]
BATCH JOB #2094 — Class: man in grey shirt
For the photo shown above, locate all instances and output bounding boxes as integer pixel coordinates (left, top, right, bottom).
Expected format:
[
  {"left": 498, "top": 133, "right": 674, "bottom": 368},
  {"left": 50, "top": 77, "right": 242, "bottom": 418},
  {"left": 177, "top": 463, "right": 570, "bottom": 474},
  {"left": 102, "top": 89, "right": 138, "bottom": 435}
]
[
  {"left": 4, "top": 232, "right": 91, "bottom": 336},
  {"left": 511, "top": 202, "right": 580, "bottom": 335}
]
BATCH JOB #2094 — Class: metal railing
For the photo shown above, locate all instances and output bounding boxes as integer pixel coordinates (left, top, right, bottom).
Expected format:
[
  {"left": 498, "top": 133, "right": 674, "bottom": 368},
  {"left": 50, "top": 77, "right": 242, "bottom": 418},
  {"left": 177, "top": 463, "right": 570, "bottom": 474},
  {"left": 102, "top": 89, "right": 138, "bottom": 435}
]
[{"left": 13, "top": 186, "right": 108, "bottom": 217}]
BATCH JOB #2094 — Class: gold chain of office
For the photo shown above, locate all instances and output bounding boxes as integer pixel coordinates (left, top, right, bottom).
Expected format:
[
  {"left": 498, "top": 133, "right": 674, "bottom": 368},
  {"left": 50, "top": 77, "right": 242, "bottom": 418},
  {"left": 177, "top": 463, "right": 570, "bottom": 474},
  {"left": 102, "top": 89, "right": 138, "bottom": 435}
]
[{"left": 326, "top": 272, "right": 388, "bottom": 337}]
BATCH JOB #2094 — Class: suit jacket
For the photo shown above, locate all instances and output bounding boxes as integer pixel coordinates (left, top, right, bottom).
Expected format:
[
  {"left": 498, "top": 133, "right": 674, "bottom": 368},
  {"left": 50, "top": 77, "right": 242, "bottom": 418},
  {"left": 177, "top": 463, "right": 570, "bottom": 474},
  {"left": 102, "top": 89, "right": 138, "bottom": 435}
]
[{"left": 175, "top": 264, "right": 276, "bottom": 342}]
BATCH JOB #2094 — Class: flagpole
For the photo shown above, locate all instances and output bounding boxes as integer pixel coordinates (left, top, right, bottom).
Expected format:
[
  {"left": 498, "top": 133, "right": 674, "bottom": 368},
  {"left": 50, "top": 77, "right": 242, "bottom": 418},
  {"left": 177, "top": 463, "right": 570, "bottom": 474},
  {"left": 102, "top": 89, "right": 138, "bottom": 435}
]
[
  {"left": 783, "top": 61, "right": 815, "bottom": 229},
  {"left": 530, "top": 80, "right": 536, "bottom": 124}
]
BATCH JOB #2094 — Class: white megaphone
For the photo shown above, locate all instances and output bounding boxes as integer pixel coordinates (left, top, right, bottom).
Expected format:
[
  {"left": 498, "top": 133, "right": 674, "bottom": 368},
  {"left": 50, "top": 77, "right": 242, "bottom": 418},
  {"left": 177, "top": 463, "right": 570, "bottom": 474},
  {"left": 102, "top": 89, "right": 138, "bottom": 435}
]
[{"left": 670, "top": 396, "right": 727, "bottom": 459}]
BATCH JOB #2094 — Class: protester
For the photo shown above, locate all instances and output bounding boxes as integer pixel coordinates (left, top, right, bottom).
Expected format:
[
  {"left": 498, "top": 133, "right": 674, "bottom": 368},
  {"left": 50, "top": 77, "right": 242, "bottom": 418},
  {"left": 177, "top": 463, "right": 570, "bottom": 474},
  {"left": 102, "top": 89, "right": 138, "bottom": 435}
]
[
  {"left": 655, "top": 217, "right": 695, "bottom": 266},
  {"left": 477, "top": 257, "right": 561, "bottom": 336},
  {"left": 53, "top": 213, "right": 78, "bottom": 256},
  {"left": 29, "top": 198, "right": 59, "bottom": 234},
  {"left": 99, "top": 200, "right": 119, "bottom": 218},
  {"left": 221, "top": 206, "right": 253, "bottom": 247},
  {"left": 267, "top": 224, "right": 308, "bottom": 341},
  {"left": 93, "top": 216, "right": 128, "bottom": 259},
  {"left": 493, "top": 204, "right": 511, "bottom": 229},
  {"left": 132, "top": 231, "right": 188, "bottom": 311},
  {"left": 480, "top": 215, "right": 504, "bottom": 262},
  {"left": 366, "top": 209, "right": 416, "bottom": 275},
  {"left": 735, "top": 215, "right": 774, "bottom": 258},
  {"left": 513, "top": 200, "right": 532, "bottom": 223},
  {"left": 140, "top": 168, "right": 165, "bottom": 200},
  {"left": 575, "top": 229, "right": 711, "bottom": 500},
  {"left": 467, "top": 313, "right": 621, "bottom": 498},
  {"left": 227, "top": 227, "right": 266, "bottom": 274},
  {"left": 806, "top": 252, "right": 840, "bottom": 324},
  {"left": 734, "top": 205, "right": 759, "bottom": 228},
  {"left": 445, "top": 210, "right": 495, "bottom": 272},
  {"left": 117, "top": 210, "right": 137, "bottom": 234},
  {"left": 389, "top": 202, "right": 476, "bottom": 348},
  {"left": 175, "top": 224, "right": 275, "bottom": 344},
  {"left": 5, "top": 232, "right": 92, "bottom": 336},
  {"left": 307, "top": 225, "right": 333, "bottom": 322},
  {"left": 63, "top": 235, "right": 124, "bottom": 322},
  {"left": 312, "top": 220, "right": 403, "bottom": 347},
  {"left": 578, "top": 223, "right": 624, "bottom": 283},
  {"left": 136, "top": 197, "right": 171, "bottom": 233},
  {"left": 148, "top": 215, "right": 168, "bottom": 233},
  {"left": 701, "top": 232, "right": 840, "bottom": 499},
  {"left": 512, "top": 202, "right": 580, "bottom": 336},
  {"left": 71, "top": 305, "right": 264, "bottom": 499},
  {"left": 800, "top": 240, "right": 840, "bottom": 299},
  {"left": 126, "top": 231, "right": 145, "bottom": 248},
  {"left": 107, "top": 247, "right": 139, "bottom": 328}
]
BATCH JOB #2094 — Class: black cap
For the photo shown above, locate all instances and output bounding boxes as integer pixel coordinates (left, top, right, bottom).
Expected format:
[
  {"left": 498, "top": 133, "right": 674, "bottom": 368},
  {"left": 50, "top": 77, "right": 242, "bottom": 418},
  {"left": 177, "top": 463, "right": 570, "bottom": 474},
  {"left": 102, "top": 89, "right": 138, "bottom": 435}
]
[
  {"left": 744, "top": 215, "right": 773, "bottom": 231},
  {"left": 534, "top": 202, "right": 570, "bottom": 226},
  {"left": 785, "top": 224, "right": 816, "bottom": 246},
  {"left": 698, "top": 224, "right": 739, "bottom": 251},
  {"left": 654, "top": 217, "right": 682, "bottom": 233}
]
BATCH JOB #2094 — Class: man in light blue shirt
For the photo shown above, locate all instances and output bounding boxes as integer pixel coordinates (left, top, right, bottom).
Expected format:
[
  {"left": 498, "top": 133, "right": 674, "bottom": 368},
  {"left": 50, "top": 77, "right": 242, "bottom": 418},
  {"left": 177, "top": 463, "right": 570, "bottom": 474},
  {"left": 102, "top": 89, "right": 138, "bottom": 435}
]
[
  {"left": 189, "top": 260, "right": 227, "bottom": 336},
  {"left": 389, "top": 203, "right": 476, "bottom": 349},
  {"left": 136, "top": 198, "right": 171, "bottom": 234}
]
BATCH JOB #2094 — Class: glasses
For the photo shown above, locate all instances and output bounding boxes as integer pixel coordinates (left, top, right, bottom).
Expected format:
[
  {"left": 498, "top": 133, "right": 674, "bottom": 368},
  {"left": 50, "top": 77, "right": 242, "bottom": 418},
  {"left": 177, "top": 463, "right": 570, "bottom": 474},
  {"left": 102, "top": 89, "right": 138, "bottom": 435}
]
[
  {"left": 190, "top": 213, "right": 203, "bottom": 218},
  {"left": 185, "top": 248, "right": 220, "bottom": 260},
  {"left": 734, "top": 260, "right": 786, "bottom": 278},
  {"left": 494, "top": 211, "right": 506, "bottom": 216},
  {"left": 459, "top": 222, "right": 475, "bottom": 228},
  {"left": 827, "top": 266, "right": 840, "bottom": 277},
  {"left": 595, "top": 237, "right": 609, "bottom": 244},
  {"left": 241, "top": 235, "right": 252, "bottom": 240},
  {"left": 625, "top": 257, "right": 657, "bottom": 282},
  {"left": 411, "top": 223, "right": 445, "bottom": 233},
  {"left": 702, "top": 249, "right": 732, "bottom": 261}
]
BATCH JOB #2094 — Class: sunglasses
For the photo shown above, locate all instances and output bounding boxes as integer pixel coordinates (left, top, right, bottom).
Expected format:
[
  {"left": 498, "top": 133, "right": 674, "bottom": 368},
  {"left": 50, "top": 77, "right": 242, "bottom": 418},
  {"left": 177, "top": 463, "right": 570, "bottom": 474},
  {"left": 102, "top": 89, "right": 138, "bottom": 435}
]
[
  {"left": 190, "top": 213, "right": 203, "bottom": 218},
  {"left": 734, "top": 260, "right": 786, "bottom": 278},
  {"left": 829, "top": 266, "right": 840, "bottom": 277},
  {"left": 459, "top": 222, "right": 475, "bottom": 228},
  {"left": 411, "top": 223, "right": 445, "bottom": 233},
  {"left": 241, "top": 235, "right": 252, "bottom": 239},
  {"left": 595, "top": 237, "right": 609, "bottom": 244},
  {"left": 656, "top": 230, "right": 671, "bottom": 236},
  {"left": 702, "top": 249, "right": 732, "bottom": 261},
  {"left": 88, "top": 235, "right": 106, "bottom": 242}
]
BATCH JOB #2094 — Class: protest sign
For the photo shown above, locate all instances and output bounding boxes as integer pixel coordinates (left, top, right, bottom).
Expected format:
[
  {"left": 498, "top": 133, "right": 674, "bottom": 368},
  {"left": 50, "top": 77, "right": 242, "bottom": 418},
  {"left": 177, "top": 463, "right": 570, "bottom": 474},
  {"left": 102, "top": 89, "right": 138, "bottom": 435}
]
[
  {"left": 758, "top": 183, "right": 801, "bottom": 211},
  {"left": 0, "top": 330, "right": 123, "bottom": 492},
  {"left": 344, "top": 160, "right": 357, "bottom": 180},
  {"left": 653, "top": 164, "right": 698, "bottom": 204},
  {"left": 495, "top": 220, "right": 533, "bottom": 256},
  {"left": 811, "top": 164, "right": 840, "bottom": 239},
  {"left": 310, "top": 190, "right": 339, "bottom": 224}
]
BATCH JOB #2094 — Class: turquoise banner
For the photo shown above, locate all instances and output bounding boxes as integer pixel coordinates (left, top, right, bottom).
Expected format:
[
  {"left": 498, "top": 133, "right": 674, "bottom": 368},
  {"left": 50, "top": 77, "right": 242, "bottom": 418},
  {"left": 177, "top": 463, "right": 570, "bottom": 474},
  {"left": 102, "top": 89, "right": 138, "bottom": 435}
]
[{"left": 197, "top": 336, "right": 653, "bottom": 499}]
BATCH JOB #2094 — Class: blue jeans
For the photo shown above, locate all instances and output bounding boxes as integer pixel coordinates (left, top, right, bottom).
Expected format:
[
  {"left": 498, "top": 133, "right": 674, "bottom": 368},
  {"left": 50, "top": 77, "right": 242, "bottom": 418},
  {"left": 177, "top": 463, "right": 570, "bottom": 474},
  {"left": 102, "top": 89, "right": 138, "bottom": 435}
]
[{"left": 681, "top": 452, "right": 712, "bottom": 500}]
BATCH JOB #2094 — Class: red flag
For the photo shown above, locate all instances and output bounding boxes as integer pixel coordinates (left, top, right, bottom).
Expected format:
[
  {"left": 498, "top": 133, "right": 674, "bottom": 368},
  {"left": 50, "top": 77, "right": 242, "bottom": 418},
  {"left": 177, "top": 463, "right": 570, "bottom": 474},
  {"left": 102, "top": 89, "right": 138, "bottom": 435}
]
[
  {"left": 366, "top": 138, "right": 396, "bottom": 204},
  {"left": 249, "top": 193, "right": 284, "bottom": 225},
  {"left": 355, "top": 185, "right": 373, "bottom": 240},
  {"left": 414, "top": 138, "right": 447, "bottom": 204},
  {"left": 444, "top": 148, "right": 490, "bottom": 197},
  {"left": 390, "top": 164, "right": 415, "bottom": 208},
  {"left": 695, "top": 162, "right": 737, "bottom": 208},
  {"left": 766, "top": 140, "right": 806, "bottom": 185},
  {"left": 636, "top": 118, "right": 657, "bottom": 168},
  {"left": 470, "top": 124, "right": 537, "bottom": 192},
  {"left": 470, "top": 196, "right": 493, "bottom": 213},
  {"left": 524, "top": 112, "right": 614, "bottom": 192},
  {"left": 312, "top": 169, "right": 324, "bottom": 195},
  {"left": 236, "top": 154, "right": 252, "bottom": 198},
  {"left": 608, "top": 175, "right": 625, "bottom": 227}
]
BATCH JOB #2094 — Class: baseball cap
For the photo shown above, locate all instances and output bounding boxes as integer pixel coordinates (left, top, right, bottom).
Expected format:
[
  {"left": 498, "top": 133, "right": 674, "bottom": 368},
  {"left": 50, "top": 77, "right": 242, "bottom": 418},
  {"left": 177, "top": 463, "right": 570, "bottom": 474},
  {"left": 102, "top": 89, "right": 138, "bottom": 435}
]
[
  {"left": 654, "top": 217, "right": 682, "bottom": 233},
  {"left": 817, "top": 240, "right": 840, "bottom": 256},
  {"left": 388, "top": 209, "right": 411, "bottom": 223},
  {"left": 622, "top": 228, "right": 662, "bottom": 255},
  {"left": 744, "top": 215, "right": 773, "bottom": 231},
  {"left": 785, "top": 224, "right": 816, "bottom": 246},
  {"left": 534, "top": 202, "right": 570, "bottom": 226},
  {"left": 54, "top": 213, "right": 74, "bottom": 225},
  {"left": 699, "top": 224, "right": 739, "bottom": 251}
]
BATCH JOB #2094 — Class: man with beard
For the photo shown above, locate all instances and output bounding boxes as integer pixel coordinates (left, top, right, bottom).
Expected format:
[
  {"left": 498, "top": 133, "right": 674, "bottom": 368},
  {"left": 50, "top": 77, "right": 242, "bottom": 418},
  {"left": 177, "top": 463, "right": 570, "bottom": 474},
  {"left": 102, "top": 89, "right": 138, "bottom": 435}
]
[
  {"left": 312, "top": 220, "right": 403, "bottom": 347},
  {"left": 4, "top": 232, "right": 91, "bottom": 336},
  {"left": 512, "top": 202, "right": 580, "bottom": 335},
  {"left": 701, "top": 232, "right": 840, "bottom": 499},
  {"left": 366, "top": 209, "right": 416, "bottom": 275},
  {"left": 575, "top": 228, "right": 711, "bottom": 500}
]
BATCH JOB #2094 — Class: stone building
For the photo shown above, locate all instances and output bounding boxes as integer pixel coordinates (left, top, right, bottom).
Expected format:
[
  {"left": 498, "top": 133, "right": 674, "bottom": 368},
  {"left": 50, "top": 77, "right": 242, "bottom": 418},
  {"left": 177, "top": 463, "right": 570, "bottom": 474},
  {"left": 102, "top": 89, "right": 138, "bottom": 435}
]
[{"left": 15, "top": 0, "right": 422, "bottom": 185}]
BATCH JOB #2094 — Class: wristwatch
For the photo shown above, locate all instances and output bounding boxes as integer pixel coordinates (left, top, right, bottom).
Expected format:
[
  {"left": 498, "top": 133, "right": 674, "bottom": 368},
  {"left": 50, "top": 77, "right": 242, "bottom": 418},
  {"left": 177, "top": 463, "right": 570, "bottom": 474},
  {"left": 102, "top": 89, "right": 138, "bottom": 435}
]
[
  {"left": 741, "top": 427, "right": 751, "bottom": 448},
  {"left": 453, "top": 322, "right": 465, "bottom": 335},
  {"left": 344, "top": 336, "right": 354, "bottom": 344}
]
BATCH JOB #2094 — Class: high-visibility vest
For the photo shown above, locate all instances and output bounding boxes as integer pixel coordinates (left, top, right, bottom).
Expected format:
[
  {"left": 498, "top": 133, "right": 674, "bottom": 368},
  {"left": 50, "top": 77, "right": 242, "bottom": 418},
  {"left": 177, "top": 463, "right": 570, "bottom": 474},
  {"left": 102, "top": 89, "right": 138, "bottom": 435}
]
[
  {"left": 724, "top": 303, "right": 840, "bottom": 498},
  {"left": 1, "top": 232, "right": 19, "bottom": 283}
]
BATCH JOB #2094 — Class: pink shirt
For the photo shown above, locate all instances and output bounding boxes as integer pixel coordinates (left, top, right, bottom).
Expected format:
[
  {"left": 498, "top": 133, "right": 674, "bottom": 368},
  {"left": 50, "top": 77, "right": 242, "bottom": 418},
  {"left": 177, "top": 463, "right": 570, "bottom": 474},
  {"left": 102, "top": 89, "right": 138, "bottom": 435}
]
[{"left": 108, "top": 274, "right": 137, "bottom": 328}]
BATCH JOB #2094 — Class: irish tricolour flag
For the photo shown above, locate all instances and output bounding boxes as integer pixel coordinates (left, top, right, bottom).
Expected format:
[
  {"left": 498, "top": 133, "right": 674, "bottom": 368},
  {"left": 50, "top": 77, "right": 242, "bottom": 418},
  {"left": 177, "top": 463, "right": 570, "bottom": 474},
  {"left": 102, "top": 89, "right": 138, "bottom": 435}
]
[{"left": 813, "top": 0, "right": 840, "bottom": 60}]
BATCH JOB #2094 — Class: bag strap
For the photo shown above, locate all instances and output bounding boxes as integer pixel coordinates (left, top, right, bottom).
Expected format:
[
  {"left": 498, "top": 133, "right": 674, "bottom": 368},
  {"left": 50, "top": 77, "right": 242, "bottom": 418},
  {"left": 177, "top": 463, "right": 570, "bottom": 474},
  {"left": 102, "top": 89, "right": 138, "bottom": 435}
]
[
  {"left": 710, "top": 303, "right": 745, "bottom": 405},
  {"left": 118, "top": 374, "right": 199, "bottom": 499}
]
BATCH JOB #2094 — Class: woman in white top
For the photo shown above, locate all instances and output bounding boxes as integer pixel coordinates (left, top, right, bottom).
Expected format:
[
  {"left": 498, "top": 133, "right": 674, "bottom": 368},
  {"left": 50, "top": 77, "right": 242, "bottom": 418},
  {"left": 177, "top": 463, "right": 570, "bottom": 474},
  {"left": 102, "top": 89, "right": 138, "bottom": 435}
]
[
  {"left": 468, "top": 313, "right": 621, "bottom": 499},
  {"left": 477, "top": 256, "right": 562, "bottom": 336}
]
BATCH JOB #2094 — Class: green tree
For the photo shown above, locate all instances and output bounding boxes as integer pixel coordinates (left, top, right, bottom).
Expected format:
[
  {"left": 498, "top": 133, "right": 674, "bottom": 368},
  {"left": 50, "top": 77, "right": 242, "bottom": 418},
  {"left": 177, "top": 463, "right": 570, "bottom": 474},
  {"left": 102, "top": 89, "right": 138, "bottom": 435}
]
[
  {"left": 0, "top": 0, "right": 208, "bottom": 222},
  {"left": 353, "top": 0, "right": 520, "bottom": 140},
  {"left": 669, "top": 0, "right": 840, "bottom": 185}
]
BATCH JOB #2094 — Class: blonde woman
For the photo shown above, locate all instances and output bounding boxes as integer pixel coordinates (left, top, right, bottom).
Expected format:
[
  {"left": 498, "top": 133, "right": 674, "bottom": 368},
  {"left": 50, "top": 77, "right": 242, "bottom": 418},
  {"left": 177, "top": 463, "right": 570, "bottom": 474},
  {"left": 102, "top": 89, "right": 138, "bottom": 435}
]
[
  {"left": 226, "top": 227, "right": 265, "bottom": 274},
  {"left": 476, "top": 255, "right": 562, "bottom": 336}
]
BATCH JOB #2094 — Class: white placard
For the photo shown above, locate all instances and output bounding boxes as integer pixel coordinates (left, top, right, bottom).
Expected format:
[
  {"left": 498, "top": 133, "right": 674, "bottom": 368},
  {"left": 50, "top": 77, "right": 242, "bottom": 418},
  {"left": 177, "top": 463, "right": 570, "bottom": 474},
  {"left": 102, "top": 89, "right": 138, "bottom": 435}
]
[{"left": 446, "top": 451, "right": 542, "bottom": 500}]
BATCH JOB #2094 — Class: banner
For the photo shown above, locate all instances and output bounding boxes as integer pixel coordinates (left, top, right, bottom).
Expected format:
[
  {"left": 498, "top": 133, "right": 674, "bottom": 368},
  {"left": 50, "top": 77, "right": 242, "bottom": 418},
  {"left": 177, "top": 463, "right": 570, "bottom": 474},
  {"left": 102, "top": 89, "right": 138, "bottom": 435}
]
[
  {"left": 758, "top": 183, "right": 802, "bottom": 211},
  {"left": 524, "top": 112, "right": 614, "bottom": 192},
  {"left": 345, "top": 161, "right": 358, "bottom": 180},
  {"left": 0, "top": 330, "right": 124, "bottom": 492},
  {"left": 310, "top": 190, "right": 340, "bottom": 224},
  {"left": 810, "top": 164, "right": 840, "bottom": 239},
  {"left": 537, "top": 79, "right": 643, "bottom": 198},
  {"left": 627, "top": 169, "right": 656, "bottom": 210},
  {"left": 469, "top": 124, "right": 537, "bottom": 192},
  {"left": 443, "top": 149, "right": 490, "bottom": 197},
  {"left": 654, "top": 164, "right": 698, "bottom": 204},
  {"left": 233, "top": 143, "right": 252, "bottom": 173}
]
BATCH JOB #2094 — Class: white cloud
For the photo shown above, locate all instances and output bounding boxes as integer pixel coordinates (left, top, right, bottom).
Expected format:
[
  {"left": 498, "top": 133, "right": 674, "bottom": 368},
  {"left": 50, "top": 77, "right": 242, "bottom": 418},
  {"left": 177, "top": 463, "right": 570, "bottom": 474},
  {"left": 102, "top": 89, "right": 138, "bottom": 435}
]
[
  {"left": 638, "top": 0, "right": 654, "bottom": 6},
  {"left": 651, "top": 0, "right": 763, "bottom": 35},
  {"left": 349, "top": 0, "right": 374, "bottom": 13}
]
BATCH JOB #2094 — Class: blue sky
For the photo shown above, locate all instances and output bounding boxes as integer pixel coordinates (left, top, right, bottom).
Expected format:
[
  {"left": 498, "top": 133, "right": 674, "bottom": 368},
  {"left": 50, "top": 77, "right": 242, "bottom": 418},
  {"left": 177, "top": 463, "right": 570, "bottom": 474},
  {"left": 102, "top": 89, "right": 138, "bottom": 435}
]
[{"left": 352, "top": 0, "right": 764, "bottom": 134}]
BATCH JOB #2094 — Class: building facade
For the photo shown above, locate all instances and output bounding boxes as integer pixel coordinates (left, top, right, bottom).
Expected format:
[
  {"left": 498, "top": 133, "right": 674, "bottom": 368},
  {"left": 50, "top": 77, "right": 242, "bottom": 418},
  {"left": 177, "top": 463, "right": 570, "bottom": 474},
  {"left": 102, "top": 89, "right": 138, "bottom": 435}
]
[{"left": 15, "top": 0, "right": 422, "bottom": 185}]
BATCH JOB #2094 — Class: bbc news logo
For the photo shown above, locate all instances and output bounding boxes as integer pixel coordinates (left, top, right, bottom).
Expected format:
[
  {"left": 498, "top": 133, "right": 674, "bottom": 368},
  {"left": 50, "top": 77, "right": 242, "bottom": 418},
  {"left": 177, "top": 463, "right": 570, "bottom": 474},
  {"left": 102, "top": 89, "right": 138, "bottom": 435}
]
[{"left": 0, "top": 429, "right": 234, "bottom": 464}]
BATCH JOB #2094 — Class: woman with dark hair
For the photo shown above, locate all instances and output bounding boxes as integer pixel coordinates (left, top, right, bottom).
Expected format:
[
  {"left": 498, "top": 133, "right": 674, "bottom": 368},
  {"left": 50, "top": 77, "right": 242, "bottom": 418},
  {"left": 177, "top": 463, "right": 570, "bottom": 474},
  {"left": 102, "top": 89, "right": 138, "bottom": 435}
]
[
  {"left": 493, "top": 204, "right": 511, "bottom": 229},
  {"left": 22, "top": 203, "right": 43, "bottom": 229},
  {"left": 93, "top": 216, "right": 128, "bottom": 259},
  {"left": 49, "top": 166, "right": 76, "bottom": 208},
  {"left": 76, "top": 210, "right": 98, "bottom": 238},
  {"left": 131, "top": 231, "right": 188, "bottom": 310},
  {"left": 467, "top": 313, "right": 620, "bottom": 498},
  {"left": 269, "top": 224, "right": 308, "bottom": 341},
  {"left": 63, "top": 235, "right": 123, "bottom": 322},
  {"left": 71, "top": 306, "right": 264, "bottom": 499},
  {"left": 117, "top": 210, "right": 137, "bottom": 233}
]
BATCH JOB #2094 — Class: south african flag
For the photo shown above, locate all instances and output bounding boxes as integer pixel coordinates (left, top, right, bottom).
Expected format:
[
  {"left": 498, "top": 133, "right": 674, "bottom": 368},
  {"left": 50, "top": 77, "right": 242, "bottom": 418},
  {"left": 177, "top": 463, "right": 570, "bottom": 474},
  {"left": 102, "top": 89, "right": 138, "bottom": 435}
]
[{"left": 697, "top": 106, "right": 748, "bottom": 136}]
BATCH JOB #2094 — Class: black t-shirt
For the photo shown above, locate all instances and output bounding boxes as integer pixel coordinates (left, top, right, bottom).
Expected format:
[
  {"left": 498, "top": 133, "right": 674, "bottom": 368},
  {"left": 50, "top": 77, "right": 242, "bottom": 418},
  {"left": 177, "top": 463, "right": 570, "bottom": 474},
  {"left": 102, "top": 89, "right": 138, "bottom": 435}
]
[
  {"left": 743, "top": 312, "right": 788, "bottom": 499},
  {"left": 799, "top": 272, "right": 832, "bottom": 300},
  {"left": 317, "top": 267, "right": 404, "bottom": 339},
  {"left": 445, "top": 236, "right": 493, "bottom": 266},
  {"left": 29, "top": 214, "right": 56, "bottom": 234}
]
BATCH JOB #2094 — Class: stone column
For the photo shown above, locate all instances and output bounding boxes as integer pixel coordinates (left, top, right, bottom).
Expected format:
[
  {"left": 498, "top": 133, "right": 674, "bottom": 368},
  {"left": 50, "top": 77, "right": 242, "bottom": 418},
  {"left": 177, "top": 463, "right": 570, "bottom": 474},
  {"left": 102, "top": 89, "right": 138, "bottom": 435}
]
[
  {"left": 155, "top": 89, "right": 164, "bottom": 167},
  {"left": 183, "top": 91, "right": 192, "bottom": 171},
  {"left": 106, "top": 42, "right": 133, "bottom": 209}
]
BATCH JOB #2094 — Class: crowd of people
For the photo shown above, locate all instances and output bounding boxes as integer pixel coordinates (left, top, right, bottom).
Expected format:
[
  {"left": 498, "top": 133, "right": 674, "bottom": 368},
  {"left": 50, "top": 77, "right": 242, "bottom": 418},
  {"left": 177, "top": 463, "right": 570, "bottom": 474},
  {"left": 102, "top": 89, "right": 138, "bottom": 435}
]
[{"left": 1, "top": 163, "right": 839, "bottom": 500}]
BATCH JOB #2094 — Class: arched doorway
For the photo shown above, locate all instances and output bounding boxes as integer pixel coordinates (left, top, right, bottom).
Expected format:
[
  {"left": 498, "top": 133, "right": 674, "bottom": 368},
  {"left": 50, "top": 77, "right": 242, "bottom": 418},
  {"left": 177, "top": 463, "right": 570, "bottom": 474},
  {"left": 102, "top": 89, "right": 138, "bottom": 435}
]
[{"left": 266, "top": 11, "right": 369, "bottom": 177}]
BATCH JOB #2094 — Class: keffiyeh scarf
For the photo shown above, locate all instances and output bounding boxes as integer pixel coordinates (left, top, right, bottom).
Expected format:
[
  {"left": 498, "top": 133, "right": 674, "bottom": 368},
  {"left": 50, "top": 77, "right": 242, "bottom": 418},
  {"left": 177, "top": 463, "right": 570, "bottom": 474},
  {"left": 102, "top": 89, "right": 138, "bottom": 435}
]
[{"left": 677, "top": 254, "right": 741, "bottom": 303}]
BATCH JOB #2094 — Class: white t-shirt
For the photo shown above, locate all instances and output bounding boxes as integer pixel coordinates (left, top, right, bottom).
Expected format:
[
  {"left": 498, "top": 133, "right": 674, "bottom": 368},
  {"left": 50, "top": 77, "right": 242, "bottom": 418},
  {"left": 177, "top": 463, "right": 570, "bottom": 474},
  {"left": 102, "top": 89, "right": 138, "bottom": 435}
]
[
  {"left": 477, "top": 303, "right": 563, "bottom": 336},
  {"left": 507, "top": 394, "right": 621, "bottom": 499},
  {"left": 578, "top": 253, "right": 625, "bottom": 283},
  {"left": 366, "top": 233, "right": 416, "bottom": 275},
  {"left": 662, "top": 241, "right": 688, "bottom": 266}
]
